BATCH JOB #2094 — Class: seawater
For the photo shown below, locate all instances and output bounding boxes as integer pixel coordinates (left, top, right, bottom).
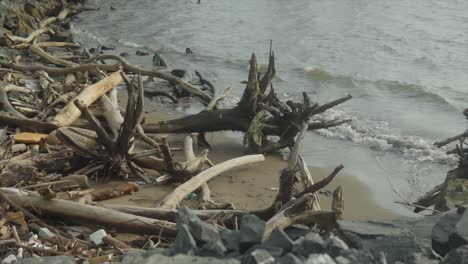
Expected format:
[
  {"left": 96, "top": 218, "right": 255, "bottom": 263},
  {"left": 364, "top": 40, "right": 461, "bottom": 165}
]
[{"left": 73, "top": 0, "right": 468, "bottom": 215}]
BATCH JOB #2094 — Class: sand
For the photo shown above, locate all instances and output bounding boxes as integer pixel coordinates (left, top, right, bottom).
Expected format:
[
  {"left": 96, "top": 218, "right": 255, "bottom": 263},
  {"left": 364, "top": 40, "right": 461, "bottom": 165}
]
[{"left": 104, "top": 93, "right": 400, "bottom": 221}]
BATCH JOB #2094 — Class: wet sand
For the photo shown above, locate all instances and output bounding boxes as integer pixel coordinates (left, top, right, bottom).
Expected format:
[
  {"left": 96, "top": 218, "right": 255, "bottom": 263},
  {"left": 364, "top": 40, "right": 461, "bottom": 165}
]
[{"left": 106, "top": 93, "right": 400, "bottom": 221}]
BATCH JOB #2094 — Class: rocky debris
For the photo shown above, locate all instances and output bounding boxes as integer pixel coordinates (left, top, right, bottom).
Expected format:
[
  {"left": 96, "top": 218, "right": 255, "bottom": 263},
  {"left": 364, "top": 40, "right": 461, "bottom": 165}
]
[
  {"left": 135, "top": 50, "right": 149, "bottom": 56},
  {"left": 441, "top": 244, "right": 468, "bottom": 264},
  {"left": 239, "top": 214, "right": 266, "bottom": 251},
  {"left": 15, "top": 256, "right": 76, "bottom": 264},
  {"left": 432, "top": 206, "right": 468, "bottom": 256}
]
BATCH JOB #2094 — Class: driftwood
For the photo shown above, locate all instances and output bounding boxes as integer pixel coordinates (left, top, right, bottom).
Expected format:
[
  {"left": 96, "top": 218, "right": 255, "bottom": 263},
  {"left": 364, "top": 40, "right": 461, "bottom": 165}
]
[
  {"left": 0, "top": 60, "right": 120, "bottom": 76},
  {"left": 143, "top": 51, "right": 352, "bottom": 153},
  {"left": 0, "top": 188, "right": 177, "bottom": 236},
  {"left": 52, "top": 70, "right": 123, "bottom": 127},
  {"left": 85, "top": 54, "right": 212, "bottom": 104},
  {"left": 157, "top": 154, "right": 265, "bottom": 209}
]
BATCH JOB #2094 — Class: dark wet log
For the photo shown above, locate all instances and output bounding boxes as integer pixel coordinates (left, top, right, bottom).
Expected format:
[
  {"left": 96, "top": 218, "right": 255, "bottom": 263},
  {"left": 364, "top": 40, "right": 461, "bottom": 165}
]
[
  {"left": 412, "top": 183, "right": 445, "bottom": 213},
  {"left": 435, "top": 130, "right": 468, "bottom": 148}
]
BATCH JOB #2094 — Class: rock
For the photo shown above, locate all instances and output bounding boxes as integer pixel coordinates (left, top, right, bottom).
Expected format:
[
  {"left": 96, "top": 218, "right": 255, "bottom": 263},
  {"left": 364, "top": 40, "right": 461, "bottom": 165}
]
[
  {"left": 38, "top": 227, "right": 55, "bottom": 240},
  {"left": 176, "top": 206, "right": 220, "bottom": 246},
  {"left": 220, "top": 229, "right": 240, "bottom": 253},
  {"left": 172, "top": 224, "right": 197, "bottom": 255},
  {"left": 276, "top": 253, "right": 303, "bottom": 264},
  {"left": 333, "top": 256, "right": 350, "bottom": 264},
  {"left": 441, "top": 244, "right": 468, "bottom": 264},
  {"left": 120, "top": 52, "right": 129, "bottom": 57},
  {"left": 1, "top": 255, "right": 17, "bottom": 264},
  {"left": 432, "top": 207, "right": 467, "bottom": 256},
  {"left": 197, "top": 240, "right": 227, "bottom": 257},
  {"left": 305, "top": 254, "right": 336, "bottom": 264},
  {"left": 263, "top": 227, "right": 294, "bottom": 252},
  {"left": 285, "top": 226, "right": 310, "bottom": 241},
  {"left": 170, "top": 69, "right": 187, "bottom": 78},
  {"left": 136, "top": 50, "right": 149, "bottom": 56},
  {"left": 337, "top": 249, "right": 375, "bottom": 264},
  {"left": 325, "top": 235, "right": 349, "bottom": 257},
  {"left": 293, "top": 232, "right": 326, "bottom": 257},
  {"left": 121, "top": 253, "right": 240, "bottom": 264},
  {"left": 339, "top": 220, "right": 427, "bottom": 263},
  {"left": 16, "top": 256, "right": 76, "bottom": 264},
  {"left": 242, "top": 249, "right": 275, "bottom": 264},
  {"left": 239, "top": 214, "right": 266, "bottom": 251},
  {"left": 89, "top": 229, "right": 107, "bottom": 245}
]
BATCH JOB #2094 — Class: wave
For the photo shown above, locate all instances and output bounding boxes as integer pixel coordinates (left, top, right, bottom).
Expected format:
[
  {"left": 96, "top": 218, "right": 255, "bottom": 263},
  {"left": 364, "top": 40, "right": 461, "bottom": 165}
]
[
  {"left": 301, "top": 66, "right": 463, "bottom": 110},
  {"left": 310, "top": 108, "right": 459, "bottom": 166}
]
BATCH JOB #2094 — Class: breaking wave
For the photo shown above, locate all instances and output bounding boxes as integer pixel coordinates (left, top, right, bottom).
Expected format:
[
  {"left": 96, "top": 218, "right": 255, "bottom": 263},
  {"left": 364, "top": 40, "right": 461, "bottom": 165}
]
[{"left": 310, "top": 108, "right": 459, "bottom": 166}]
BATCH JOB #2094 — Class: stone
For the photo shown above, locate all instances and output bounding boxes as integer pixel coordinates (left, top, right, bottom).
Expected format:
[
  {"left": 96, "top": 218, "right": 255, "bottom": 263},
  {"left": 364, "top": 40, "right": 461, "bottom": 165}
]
[
  {"left": 197, "top": 240, "right": 227, "bottom": 257},
  {"left": 89, "top": 229, "right": 107, "bottom": 245},
  {"left": 338, "top": 249, "right": 375, "bottom": 264},
  {"left": 239, "top": 214, "right": 266, "bottom": 251},
  {"left": 172, "top": 224, "right": 197, "bottom": 255},
  {"left": 38, "top": 227, "right": 55, "bottom": 240},
  {"left": 441, "top": 244, "right": 468, "bottom": 264},
  {"left": 305, "top": 254, "right": 336, "bottom": 264},
  {"left": 334, "top": 256, "right": 350, "bottom": 264},
  {"left": 285, "top": 225, "right": 310, "bottom": 241},
  {"left": 325, "top": 235, "right": 349, "bottom": 257},
  {"left": 432, "top": 207, "right": 467, "bottom": 256},
  {"left": 136, "top": 50, "right": 149, "bottom": 56},
  {"left": 276, "top": 253, "right": 303, "bottom": 264},
  {"left": 121, "top": 253, "right": 240, "bottom": 264},
  {"left": 293, "top": 232, "right": 326, "bottom": 257},
  {"left": 16, "top": 256, "right": 76, "bottom": 264},
  {"left": 220, "top": 229, "right": 240, "bottom": 253},
  {"left": 120, "top": 52, "right": 129, "bottom": 57},
  {"left": 338, "top": 221, "right": 409, "bottom": 239},
  {"left": 242, "top": 249, "right": 275, "bottom": 264},
  {"left": 176, "top": 206, "right": 220, "bottom": 246},
  {"left": 1, "top": 255, "right": 17, "bottom": 264},
  {"left": 170, "top": 69, "right": 187, "bottom": 78},
  {"left": 263, "top": 227, "right": 294, "bottom": 252}
]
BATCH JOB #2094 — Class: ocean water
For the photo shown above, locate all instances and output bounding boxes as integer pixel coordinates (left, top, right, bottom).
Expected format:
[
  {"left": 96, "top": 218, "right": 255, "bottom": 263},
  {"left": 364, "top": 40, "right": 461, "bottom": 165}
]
[{"left": 73, "top": 0, "right": 468, "bottom": 215}]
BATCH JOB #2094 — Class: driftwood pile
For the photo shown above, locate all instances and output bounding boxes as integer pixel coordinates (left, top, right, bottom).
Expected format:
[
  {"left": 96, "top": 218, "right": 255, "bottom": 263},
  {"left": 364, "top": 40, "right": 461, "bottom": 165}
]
[
  {"left": 0, "top": 1, "right": 352, "bottom": 262},
  {"left": 412, "top": 109, "right": 468, "bottom": 213}
]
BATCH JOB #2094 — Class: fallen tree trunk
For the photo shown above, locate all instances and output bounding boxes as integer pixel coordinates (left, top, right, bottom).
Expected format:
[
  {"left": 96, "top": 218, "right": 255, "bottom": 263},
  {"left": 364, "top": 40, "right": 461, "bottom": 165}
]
[
  {"left": 0, "top": 188, "right": 177, "bottom": 236},
  {"left": 157, "top": 154, "right": 265, "bottom": 209},
  {"left": 52, "top": 70, "right": 123, "bottom": 127}
]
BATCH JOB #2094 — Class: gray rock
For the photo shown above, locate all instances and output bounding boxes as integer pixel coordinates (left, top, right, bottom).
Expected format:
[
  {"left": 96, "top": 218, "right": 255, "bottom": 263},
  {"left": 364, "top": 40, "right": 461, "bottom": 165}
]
[
  {"left": 172, "top": 224, "right": 197, "bottom": 254},
  {"left": 338, "top": 220, "right": 409, "bottom": 239},
  {"left": 432, "top": 207, "right": 467, "bottom": 256},
  {"left": 333, "top": 256, "right": 350, "bottom": 264},
  {"left": 325, "top": 235, "right": 349, "bottom": 257},
  {"left": 293, "top": 232, "right": 326, "bottom": 257},
  {"left": 276, "top": 253, "right": 303, "bottom": 264},
  {"left": 176, "top": 206, "right": 220, "bottom": 246},
  {"left": 263, "top": 227, "right": 294, "bottom": 252},
  {"left": 338, "top": 249, "right": 375, "bottom": 264},
  {"left": 197, "top": 240, "right": 227, "bottom": 257},
  {"left": 243, "top": 248, "right": 275, "bottom": 264},
  {"left": 122, "top": 253, "right": 240, "bottom": 264},
  {"left": 220, "top": 229, "right": 240, "bottom": 253},
  {"left": 441, "top": 244, "right": 468, "bottom": 264},
  {"left": 136, "top": 50, "right": 149, "bottom": 56},
  {"left": 16, "top": 256, "right": 76, "bottom": 264},
  {"left": 285, "top": 226, "right": 310, "bottom": 241},
  {"left": 305, "top": 254, "right": 336, "bottom": 264},
  {"left": 240, "top": 214, "right": 266, "bottom": 251}
]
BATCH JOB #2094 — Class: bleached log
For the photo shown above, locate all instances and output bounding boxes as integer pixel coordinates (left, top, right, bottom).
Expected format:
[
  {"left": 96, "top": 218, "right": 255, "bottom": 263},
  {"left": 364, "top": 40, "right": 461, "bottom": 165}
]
[
  {"left": 157, "top": 154, "right": 265, "bottom": 209},
  {"left": 52, "top": 70, "right": 123, "bottom": 127},
  {"left": 0, "top": 188, "right": 176, "bottom": 236}
]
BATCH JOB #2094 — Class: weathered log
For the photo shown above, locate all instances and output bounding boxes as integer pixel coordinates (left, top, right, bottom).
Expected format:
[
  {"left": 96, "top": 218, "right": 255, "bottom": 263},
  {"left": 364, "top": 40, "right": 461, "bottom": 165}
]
[
  {"left": 157, "top": 154, "right": 265, "bottom": 209},
  {"left": 86, "top": 54, "right": 212, "bottom": 104},
  {"left": 0, "top": 60, "right": 120, "bottom": 76},
  {"left": 295, "top": 165, "right": 344, "bottom": 198},
  {"left": 52, "top": 70, "right": 123, "bottom": 127},
  {"left": 6, "top": 28, "right": 53, "bottom": 44},
  {"left": 101, "top": 204, "right": 249, "bottom": 221},
  {"left": 0, "top": 188, "right": 177, "bottom": 236},
  {"left": 29, "top": 44, "right": 77, "bottom": 67}
]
